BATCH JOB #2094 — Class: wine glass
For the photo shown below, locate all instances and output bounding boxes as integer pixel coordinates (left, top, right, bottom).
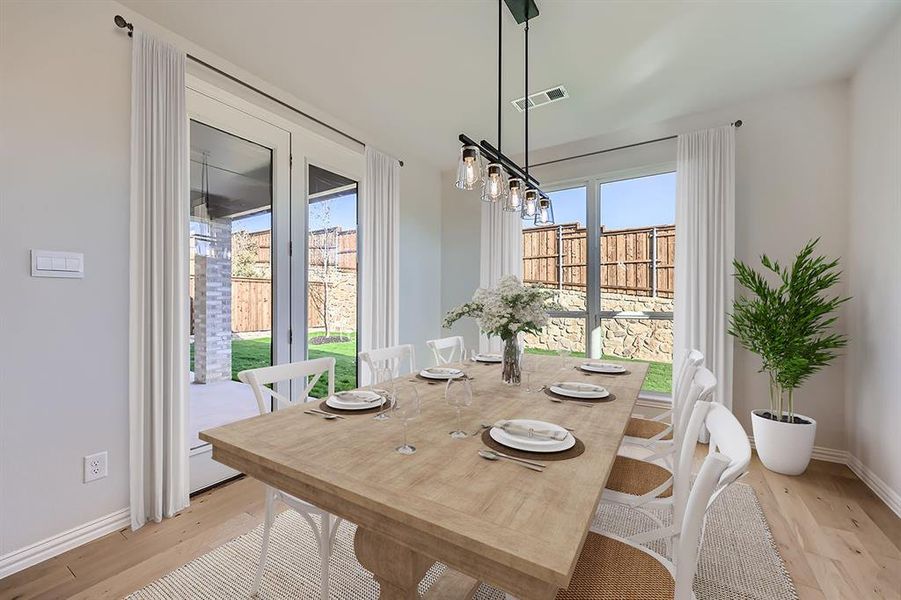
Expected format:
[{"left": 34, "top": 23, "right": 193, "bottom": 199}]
[
  {"left": 445, "top": 376, "right": 473, "bottom": 439},
  {"left": 521, "top": 352, "right": 538, "bottom": 393},
  {"left": 371, "top": 366, "right": 393, "bottom": 421},
  {"left": 392, "top": 383, "right": 421, "bottom": 455}
]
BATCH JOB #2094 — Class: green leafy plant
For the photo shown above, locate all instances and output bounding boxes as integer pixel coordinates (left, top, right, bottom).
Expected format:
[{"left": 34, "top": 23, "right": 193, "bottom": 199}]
[{"left": 728, "top": 239, "right": 849, "bottom": 423}]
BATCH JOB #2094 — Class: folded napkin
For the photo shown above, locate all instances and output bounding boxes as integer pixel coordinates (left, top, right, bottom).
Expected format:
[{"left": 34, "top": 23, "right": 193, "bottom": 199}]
[
  {"left": 494, "top": 420, "right": 568, "bottom": 441},
  {"left": 334, "top": 391, "right": 380, "bottom": 404},
  {"left": 554, "top": 382, "right": 603, "bottom": 393}
]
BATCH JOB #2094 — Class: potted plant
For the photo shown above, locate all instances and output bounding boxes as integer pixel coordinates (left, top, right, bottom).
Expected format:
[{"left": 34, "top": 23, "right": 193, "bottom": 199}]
[
  {"left": 444, "top": 275, "right": 551, "bottom": 384},
  {"left": 728, "top": 239, "right": 849, "bottom": 475}
]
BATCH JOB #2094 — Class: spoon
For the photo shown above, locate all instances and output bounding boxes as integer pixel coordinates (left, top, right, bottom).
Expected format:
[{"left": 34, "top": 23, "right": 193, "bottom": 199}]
[
  {"left": 304, "top": 410, "right": 338, "bottom": 420},
  {"left": 478, "top": 450, "right": 545, "bottom": 472}
]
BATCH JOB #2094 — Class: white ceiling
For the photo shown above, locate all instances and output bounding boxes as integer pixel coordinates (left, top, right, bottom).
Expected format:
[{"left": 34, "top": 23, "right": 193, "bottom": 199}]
[{"left": 123, "top": 0, "right": 901, "bottom": 170}]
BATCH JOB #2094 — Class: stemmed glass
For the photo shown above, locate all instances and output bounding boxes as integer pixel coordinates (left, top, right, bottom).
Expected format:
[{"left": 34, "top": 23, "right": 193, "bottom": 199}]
[
  {"left": 445, "top": 376, "right": 473, "bottom": 439},
  {"left": 392, "top": 383, "right": 421, "bottom": 455},
  {"left": 371, "top": 367, "right": 393, "bottom": 421},
  {"left": 521, "top": 352, "right": 538, "bottom": 393}
]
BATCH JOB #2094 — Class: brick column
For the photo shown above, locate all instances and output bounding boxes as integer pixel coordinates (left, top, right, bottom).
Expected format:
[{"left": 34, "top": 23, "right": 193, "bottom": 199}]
[{"left": 193, "top": 219, "right": 232, "bottom": 383}]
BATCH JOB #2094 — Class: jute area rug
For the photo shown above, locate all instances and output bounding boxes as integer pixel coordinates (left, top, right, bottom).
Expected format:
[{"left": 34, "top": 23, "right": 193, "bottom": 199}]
[{"left": 128, "top": 482, "right": 797, "bottom": 599}]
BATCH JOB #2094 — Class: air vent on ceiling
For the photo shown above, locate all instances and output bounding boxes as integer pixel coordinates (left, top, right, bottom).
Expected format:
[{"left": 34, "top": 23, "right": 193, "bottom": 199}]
[{"left": 512, "top": 85, "right": 569, "bottom": 112}]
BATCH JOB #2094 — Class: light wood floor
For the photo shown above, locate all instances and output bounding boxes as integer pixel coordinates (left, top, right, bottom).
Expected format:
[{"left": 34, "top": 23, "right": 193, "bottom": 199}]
[{"left": 1, "top": 454, "right": 898, "bottom": 600}]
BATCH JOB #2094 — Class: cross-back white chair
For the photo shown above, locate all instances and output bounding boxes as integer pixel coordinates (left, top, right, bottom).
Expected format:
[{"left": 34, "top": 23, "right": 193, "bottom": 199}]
[
  {"left": 596, "top": 367, "right": 718, "bottom": 553},
  {"left": 620, "top": 349, "right": 704, "bottom": 465},
  {"left": 597, "top": 372, "right": 751, "bottom": 550},
  {"left": 359, "top": 343, "right": 416, "bottom": 383},
  {"left": 238, "top": 358, "right": 341, "bottom": 599},
  {"left": 557, "top": 450, "right": 734, "bottom": 600},
  {"left": 426, "top": 335, "right": 465, "bottom": 366}
]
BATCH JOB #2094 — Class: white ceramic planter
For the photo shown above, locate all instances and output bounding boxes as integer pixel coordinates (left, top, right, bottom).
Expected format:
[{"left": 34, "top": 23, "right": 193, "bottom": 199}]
[{"left": 751, "top": 409, "right": 817, "bottom": 475}]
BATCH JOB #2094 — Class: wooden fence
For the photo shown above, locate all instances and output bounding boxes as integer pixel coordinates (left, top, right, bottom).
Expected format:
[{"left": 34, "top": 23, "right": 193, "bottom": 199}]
[{"left": 522, "top": 223, "right": 675, "bottom": 297}]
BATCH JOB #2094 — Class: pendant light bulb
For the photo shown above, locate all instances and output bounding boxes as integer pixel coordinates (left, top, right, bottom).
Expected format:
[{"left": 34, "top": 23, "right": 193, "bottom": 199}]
[
  {"left": 534, "top": 197, "right": 554, "bottom": 225},
  {"left": 522, "top": 189, "right": 538, "bottom": 219},
  {"left": 455, "top": 145, "right": 483, "bottom": 190},
  {"left": 505, "top": 178, "right": 524, "bottom": 211},
  {"left": 482, "top": 163, "right": 509, "bottom": 203}
]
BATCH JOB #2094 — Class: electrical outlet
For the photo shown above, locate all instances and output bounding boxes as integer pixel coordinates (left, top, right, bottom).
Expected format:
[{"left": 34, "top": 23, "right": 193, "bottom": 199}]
[{"left": 84, "top": 451, "right": 108, "bottom": 483}]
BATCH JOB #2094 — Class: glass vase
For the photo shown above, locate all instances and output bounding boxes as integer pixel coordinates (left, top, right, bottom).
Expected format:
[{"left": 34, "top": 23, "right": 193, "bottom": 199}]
[{"left": 501, "top": 336, "right": 522, "bottom": 385}]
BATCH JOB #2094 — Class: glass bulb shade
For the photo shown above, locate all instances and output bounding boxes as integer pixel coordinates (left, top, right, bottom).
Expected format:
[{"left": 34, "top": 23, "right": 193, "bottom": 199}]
[
  {"left": 481, "top": 163, "right": 509, "bottom": 202},
  {"left": 505, "top": 178, "right": 524, "bottom": 212},
  {"left": 455, "top": 145, "right": 483, "bottom": 190},
  {"left": 534, "top": 197, "right": 554, "bottom": 225},
  {"left": 522, "top": 189, "right": 539, "bottom": 219}
]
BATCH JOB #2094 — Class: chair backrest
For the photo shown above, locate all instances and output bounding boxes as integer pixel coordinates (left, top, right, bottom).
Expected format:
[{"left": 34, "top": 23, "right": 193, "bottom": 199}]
[
  {"left": 237, "top": 357, "right": 336, "bottom": 415},
  {"left": 426, "top": 335, "right": 465, "bottom": 365},
  {"left": 672, "top": 349, "right": 704, "bottom": 418},
  {"left": 673, "top": 393, "right": 752, "bottom": 547},
  {"left": 358, "top": 344, "right": 416, "bottom": 383},
  {"left": 673, "top": 452, "right": 732, "bottom": 600}
]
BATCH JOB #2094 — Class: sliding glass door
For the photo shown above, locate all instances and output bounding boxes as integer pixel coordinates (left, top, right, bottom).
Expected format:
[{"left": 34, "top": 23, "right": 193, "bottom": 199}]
[{"left": 186, "top": 85, "right": 291, "bottom": 492}]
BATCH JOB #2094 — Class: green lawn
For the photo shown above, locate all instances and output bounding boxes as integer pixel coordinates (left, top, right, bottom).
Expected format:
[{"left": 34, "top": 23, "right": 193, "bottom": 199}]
[
  {"left": 524, "top": 347, "right": 672, "bottom": 394},
  {"left": 191, "top": 334, "right": 672, "bottom": 397},
  {"left": 190, "top": 333, "right": 358, "bottom": 397}
]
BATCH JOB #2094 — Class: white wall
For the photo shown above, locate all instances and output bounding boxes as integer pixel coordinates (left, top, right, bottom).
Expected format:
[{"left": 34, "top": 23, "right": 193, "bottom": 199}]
[
  {"left": 0, "top": 0, "right": 443, "bottom": 560},
  {"left": 847, "top": 19, "right": 901, "bottom": 501},
  {"left": 442, "top": 80, "right": 851, "bottom": 450}
]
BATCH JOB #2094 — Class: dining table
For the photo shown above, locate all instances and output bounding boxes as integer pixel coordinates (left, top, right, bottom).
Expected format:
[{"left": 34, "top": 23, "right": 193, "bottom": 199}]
[{"left": 199, "top": 355, "right": 649, "bottom": 600}]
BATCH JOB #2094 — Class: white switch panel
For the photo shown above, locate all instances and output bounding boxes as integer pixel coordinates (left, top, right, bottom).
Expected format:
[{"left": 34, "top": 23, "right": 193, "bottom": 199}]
[{"left": 31, "top": 250, "right": 84, "bottom": 278}]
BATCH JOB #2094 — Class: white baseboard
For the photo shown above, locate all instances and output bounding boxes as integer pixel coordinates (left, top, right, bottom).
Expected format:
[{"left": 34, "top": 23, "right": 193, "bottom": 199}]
[
  {"left": 745, "top": 434, "right": 901, "bottom": 518},
  {"left": 847, "top": 454, "right": 901, "bottom": 518},
  {"left": 0, "top": 507, "right": 130, "bottom": 579},
  {"left": 746, "top": 434, "right": 848, "bottom": 464}
]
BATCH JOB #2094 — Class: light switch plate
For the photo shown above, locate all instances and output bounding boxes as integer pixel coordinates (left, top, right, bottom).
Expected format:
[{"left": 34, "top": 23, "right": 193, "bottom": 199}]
[{"left": 31, "top": 250, "right": 84, "bottom": 278}]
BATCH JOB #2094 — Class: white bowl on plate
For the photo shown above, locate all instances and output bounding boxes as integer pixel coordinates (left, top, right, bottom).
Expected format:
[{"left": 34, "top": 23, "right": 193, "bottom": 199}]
[
  {"left": 325, "top": 390, "right": 384, "bottom": 410},
  {"left": 580, "top": 362, "right": 626, "bottom": 374},
  {"left": 549, "top": 382, "right": 609, "bottom": 399},
  {"left": 419, "top": 367, "right": 464, "bottom": 380},
  {"left": 489, "top": 419, "right": 575, "bottom": 453}
]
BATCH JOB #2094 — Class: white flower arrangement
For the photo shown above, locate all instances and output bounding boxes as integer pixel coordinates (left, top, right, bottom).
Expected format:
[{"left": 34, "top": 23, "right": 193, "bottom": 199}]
[{"left": 443, "top": 275, "right": 553, "bottom": 341}]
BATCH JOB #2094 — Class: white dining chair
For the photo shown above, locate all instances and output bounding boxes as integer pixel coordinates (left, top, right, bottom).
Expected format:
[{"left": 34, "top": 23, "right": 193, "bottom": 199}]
[
  {"left": 595, "top": 367, "right": 715, "bottom": 548},
  {"left": 619, "top": 349, "right": 704, "bottom": 466},
  {"left": 359, "top": 343, "right": 416, "bottom": 382},
  {"left": 597, "top": 373, "right": 751, "bottom": 548},
  {"left": 238, "top": 358, "right": 342, "bottom": 599},
  {"left": 555, "top": 450, "right": 736, "bottom": 600},
  {"left": 426, "top": 335, "right": 465, "bottom": 365}
]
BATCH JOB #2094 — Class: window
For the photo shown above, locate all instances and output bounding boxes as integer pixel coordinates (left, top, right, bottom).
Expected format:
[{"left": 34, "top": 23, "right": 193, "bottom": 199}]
[{"left": 599, "top": 172, "right": 676, "bottom": 395}]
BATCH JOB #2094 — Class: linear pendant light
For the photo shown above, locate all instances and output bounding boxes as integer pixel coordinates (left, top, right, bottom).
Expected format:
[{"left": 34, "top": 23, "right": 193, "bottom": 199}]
[{"left": 457, "top": 0, "right": 553, "bottom": 224}]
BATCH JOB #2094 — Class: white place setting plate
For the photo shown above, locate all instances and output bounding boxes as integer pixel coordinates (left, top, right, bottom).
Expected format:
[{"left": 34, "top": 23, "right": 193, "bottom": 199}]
[
  {"left": 325, "top": 390, "right": 385, "bottom": 411},
  {"left": 419, "top": 367, "right": 464, "bottom": 380},
  {"left": 472, "top": 353, "right": 502, "bottom": 363},
  {"left": 489, "top": 419, "right": 575, "bottom": 453},
  {"left": 549, "top": 381, "right": 610, "bottom": 399},
  {"left": 579, "top": 361, "right": 627, "bottom": 374}
]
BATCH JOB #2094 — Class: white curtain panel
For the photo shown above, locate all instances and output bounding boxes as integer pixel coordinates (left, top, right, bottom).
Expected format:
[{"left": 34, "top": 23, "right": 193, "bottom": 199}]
[
  {"left": 479, "top": 200, "right": 523, "bottom": 353},
  {"left": 128, "top": 31, "right": 190, "bottom": 530},
  {"left": 359, "top": 147, "right": 401, "bottom": 382},
  {"left": 674, "top": 125, "right": 736, "bottom": 412}
]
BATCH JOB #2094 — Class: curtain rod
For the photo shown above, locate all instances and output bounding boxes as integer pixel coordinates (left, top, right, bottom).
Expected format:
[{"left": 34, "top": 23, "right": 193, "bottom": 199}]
[
  {"left": 114, "top": 15, "right": 404, "bottom": 167},
  {"left": 531, "top": 120, "right": 742, "bottom": 168}
]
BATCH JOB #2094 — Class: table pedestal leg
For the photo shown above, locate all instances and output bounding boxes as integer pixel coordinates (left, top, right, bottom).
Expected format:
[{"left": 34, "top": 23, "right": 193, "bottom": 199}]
[{"left": 354, "top": 527, "right": 433, "bottom": 600}]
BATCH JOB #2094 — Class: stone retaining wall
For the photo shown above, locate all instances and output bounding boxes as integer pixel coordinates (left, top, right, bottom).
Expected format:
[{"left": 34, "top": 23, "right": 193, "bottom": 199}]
[{"left": 522, "top": 290, "right": 674, "bottom": 362}]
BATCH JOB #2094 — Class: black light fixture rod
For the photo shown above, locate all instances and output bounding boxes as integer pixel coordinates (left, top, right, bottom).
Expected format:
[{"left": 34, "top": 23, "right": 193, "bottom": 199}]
[
  {"left": 524, "top": 17, "right": 529, "bottom": 185},
  {"left": 497, "top": 0, "right": 502, "bottom": 156},
  {"left": 479, "top": 139, "right": 542, "bottom": 189},
  {"left": 114, "top": 15, "right": 404, "bottom": 167}
]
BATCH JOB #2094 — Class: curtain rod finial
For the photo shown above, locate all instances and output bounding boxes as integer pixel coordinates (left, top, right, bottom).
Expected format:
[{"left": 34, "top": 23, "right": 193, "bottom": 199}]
[
  {"left": 733, "top": 119, "right": 743, "bottom": 128},
  {"left": 114, "top": 15, "right": 134, "bottom": 36}
]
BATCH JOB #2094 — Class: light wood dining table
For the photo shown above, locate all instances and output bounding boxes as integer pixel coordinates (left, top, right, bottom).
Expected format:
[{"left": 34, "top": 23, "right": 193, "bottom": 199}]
[{"left": 200, "top": 355, "right": 648, "bottom": 600}]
